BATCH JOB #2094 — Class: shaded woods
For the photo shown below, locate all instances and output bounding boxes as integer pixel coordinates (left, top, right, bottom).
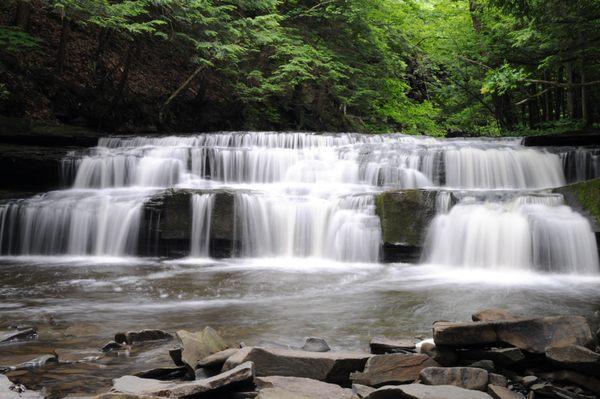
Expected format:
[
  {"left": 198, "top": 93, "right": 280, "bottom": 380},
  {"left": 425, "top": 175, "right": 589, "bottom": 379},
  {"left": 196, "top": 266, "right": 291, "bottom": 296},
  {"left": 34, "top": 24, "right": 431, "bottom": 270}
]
[{"left": 0, "top": 0, "right": 599, "bottom": 136}]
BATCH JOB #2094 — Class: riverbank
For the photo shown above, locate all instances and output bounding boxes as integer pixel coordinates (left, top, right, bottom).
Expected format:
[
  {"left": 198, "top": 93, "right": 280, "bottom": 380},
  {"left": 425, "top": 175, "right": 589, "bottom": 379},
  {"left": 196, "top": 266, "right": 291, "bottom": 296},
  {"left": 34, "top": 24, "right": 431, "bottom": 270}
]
[{"left": 2, "top": 307, "right": 599, "bottom": 398}]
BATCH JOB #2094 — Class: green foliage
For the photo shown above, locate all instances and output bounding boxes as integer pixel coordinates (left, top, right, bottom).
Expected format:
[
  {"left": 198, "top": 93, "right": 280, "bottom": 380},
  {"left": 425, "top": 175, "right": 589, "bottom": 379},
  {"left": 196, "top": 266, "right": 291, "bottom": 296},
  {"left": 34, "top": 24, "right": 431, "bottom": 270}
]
[
  {"left": 481, "top": 64, "right": 529, "bottom": 95},
  {"left": 0, "top": 26, "right": 40, "bottom": 54}
]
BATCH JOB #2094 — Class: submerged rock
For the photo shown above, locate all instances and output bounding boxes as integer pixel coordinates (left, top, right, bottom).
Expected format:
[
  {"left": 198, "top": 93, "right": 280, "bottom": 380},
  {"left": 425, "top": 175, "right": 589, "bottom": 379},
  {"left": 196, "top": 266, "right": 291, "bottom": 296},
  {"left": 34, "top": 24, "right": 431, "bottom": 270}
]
[
  {"left": 545, "top": 345, "right": 600, "bottom": 376},
  {"left": 0, "top": 375, "right": 44, "bottom": 399},
  {"left": 223, "top": 347, "right": 371, "bottom": 386},
  {"left": 369, "top": 337, "right": 416, "bottom": 354},
  {"left": 0, "top": 328, "right": 37, "bottom": 344},
  {"left": 255, "top": 376, "right": 354, "bottom": 399},
  {"left": 176, "top": 327, "right": 228, "bottom": 372},
  {"left": 8, "top": 354, "right": 58, "bottom": 371},
  {"left": 351, "top": 354, "right": 438, "bottom": 387},
  {"left": 102, "top": 341, "right": 127, "bottom": 353},
  {"left": 134, "top": 366, "right": 189, "bottom": 381},
  {"left": 364, "top": 383, "right": 493, "bottom": 399},
  {"left": 472, "top": 309, "right": 518, "bottom": 322},
  {"left": 115, "top": 330, "right": 173, "bottom": 345},
  {"left": 301, "top": 337, "right": 331, "bottom": 352},
  {"left": 433, "top": 316, "right": 593, "bottom": 353},
  {"left": 419, "top": 367, "right": 489, "bottom": 391}
]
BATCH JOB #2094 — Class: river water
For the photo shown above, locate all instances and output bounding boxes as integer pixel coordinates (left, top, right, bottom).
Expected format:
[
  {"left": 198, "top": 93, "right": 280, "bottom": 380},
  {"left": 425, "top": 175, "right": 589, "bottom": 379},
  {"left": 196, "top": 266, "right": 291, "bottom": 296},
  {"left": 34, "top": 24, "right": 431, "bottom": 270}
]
[{"left": 0, "top": 132, "right": 599, "bottom": 397}]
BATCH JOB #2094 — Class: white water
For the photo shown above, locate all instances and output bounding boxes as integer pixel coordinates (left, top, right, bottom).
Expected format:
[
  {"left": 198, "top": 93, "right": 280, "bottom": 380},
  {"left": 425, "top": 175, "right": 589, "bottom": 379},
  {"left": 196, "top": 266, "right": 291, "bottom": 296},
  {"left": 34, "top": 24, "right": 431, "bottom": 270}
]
[
  {"left": 190, "top": 194, "right": 214, "bottom": 257},
  {"left": 1, "top": 132, "right": 598, "bottom": 270}
]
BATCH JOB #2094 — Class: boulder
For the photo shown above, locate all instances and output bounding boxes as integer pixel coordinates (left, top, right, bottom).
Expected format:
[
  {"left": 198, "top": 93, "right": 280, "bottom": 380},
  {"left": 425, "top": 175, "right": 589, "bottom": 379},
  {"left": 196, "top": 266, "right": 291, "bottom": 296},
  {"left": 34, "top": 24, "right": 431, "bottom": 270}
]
[
  {"left": 364, "top": 383, "right": 493, "bottom": 399},
  {"left": 176, "top": 327, "right": 228, "bottom": 371},
  {"left": 351, "top": 354, "right": 438, "bottom": 387},
  {"left": 537, "top": 370, "right": 600, "bottom": 395},
  {"left": 301, "top": 337, "right": 331, "bottom": 352},
  {"left": 420, "top": 343, "right": 457, "bottom": 366},
  {"left": 197, "top": 348, "right": 240, "bottom": 368},
  {"left": 487, "top": 385, "right": 525, "bottom": 399},
  {"left": 488, "top": 373, "right": 508, "bottom": 388},
  {"left": 519, "top": 376, "right": 538, "bottom": 387},
  {"left": 9, "top": 354, "right": 58, "bottom": 370},
  {"left": 113, "top": 361, "right": 254, "bottom": 397},
  {"left": 115, "top": 330, "right": 173, "bottom": 345},
  {"left": 433, "top": 316, "right": 593, "bottom": 354},
  {"left": 255, "top": 376, "right": 354, "bottom": 399},
  {"left": 0, "top": 375, "right": 44, "bottom": 399},
  {"left": 468, "top": 360, "right": 495, "bottom": 372},
  {"left": 0, "top": 328, "right": 37, "bottom": 344},
  {"left": 223, "top": 347, "right": 371, "bottom": 386},
  {"left": 134, "top": 366, "right": 189, "bottom": 380},
  {"left": 369, "top": 338, "right": 416, "bottom": 354},
  {"left": 102, "top": 341, "right": 127, "bottom": 353},
  {"left": 353, "top": 384, "right": 376, "bottom": 398},
  {"left": 459, "top": 348, "right": 524, "bottom": 367},
  {"left": 472, "top": 309, "right": 518, "bottom": 322},
  {"left": 419, "top": 367, "right": 489, "bottom": 391},
  {"left": 545, "top": 345, "right": 600, "bottom": 376}
]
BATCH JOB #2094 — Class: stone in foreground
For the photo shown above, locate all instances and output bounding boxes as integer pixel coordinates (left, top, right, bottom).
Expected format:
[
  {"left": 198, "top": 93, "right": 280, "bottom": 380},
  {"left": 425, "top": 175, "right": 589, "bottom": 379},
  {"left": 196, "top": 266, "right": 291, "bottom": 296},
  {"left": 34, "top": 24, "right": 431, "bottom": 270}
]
[
  {"left": 433, "top": 316, "right": 593, "bottom": 353},
  {"left": 487, "top": 385, "right": 525, "bottom": 399},
  {"left": 115, "top": 329, "right": 173, "bottom": 345},
  {"left": 176, "top": 327, "right": 228, "bottom": 371},
  {"left": 364, "top": 383, "right": 493, "bottom": 399},
  {"left": 545, "top": 344, "right": 600, "bottom": 376},
  {"left": 369, "top": 337, "right": 416, "bottom": 354},
  {"left": 223, "top": 347, "right": 371, "bottom": 385},
  {"left": 351, "top": 354, "right": 438, "bottom": 387},
  {"left": 113, "top": 361, "right": 254, "bottom": 397},
  {"left": 419, "top": 367, "right": 489, "bottom": 391},
  {"left": 256, "top": 376, "right": 353, "bottom": 399}
]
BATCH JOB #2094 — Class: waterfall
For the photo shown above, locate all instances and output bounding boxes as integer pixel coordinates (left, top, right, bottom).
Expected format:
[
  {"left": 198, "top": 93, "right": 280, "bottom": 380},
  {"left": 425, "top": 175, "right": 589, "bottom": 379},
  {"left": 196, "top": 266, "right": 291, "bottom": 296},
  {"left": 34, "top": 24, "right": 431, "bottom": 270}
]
[
  {"left": 235, "top": 194, "right": 381, "bottom": 262},
  {"left": 560, "top": 147, "right": 600, "bottom": 183},
  {"left": 190, "top": 194, "right": 214, "bottom": 257},
  {"left": 423, "top": 195, "right": 599, "bottom": 274}
]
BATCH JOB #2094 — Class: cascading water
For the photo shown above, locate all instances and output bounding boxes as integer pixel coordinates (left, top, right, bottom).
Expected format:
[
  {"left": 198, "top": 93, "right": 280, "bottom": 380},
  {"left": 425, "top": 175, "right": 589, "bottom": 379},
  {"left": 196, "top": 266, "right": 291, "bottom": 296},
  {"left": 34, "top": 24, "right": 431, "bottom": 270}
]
[
  {"left": 190, "top": 194, "right": 214, "bottom": 257},
  {"left": 0, "top": 132, "right": 597, "bottom": 269}
]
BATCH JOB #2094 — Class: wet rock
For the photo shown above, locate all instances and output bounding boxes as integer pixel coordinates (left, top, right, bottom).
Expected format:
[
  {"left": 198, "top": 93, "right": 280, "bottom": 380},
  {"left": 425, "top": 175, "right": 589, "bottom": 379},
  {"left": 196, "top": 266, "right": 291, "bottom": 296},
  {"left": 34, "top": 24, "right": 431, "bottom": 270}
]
[
  {"left": 489, "top": 373, "right": 508, "bottom": 387},
  {"left": 353, "top": 384, "right": 376, "bottom": 398},
  {"left": 459, "top": 347, "right": 525, "bottom": 367},
  {"left": 55, "top": 348, "right": 102, "bottom": 364},
  {"left": 0, "top": 328, "right": 37, "bottom": 344},
  {"left": 223, "top": 347, "right": 371, "bottom": 386},
  {"left": 364, "top": 383, "right": 493, "bottom": 399},
  {"left": 420, "top": 342, "right": 458, "bottom": 366},
  {"left": 487, "top": 385, "right": 525, "bottom": 399},
  {"left": 369, "top": 337, "right": 416, "bottom": 354},
  {"left": 351, "top": 354, "right": 438, "bottom": 387},
  {"left": 537, "top": 370, "right": 600, "bottom": 395},
  {"left": 0, "top": 375, "right": 44, "bottom": 399},
  {"left": 134, "top": 366, "right": 189, "bottom": 381},
  {"left": 545, "top": 345, "right": 600, "bottom": 376},
  {"left": 472, "top": 309, "right": 518, "bottom": 322},
  {"left": 197, "top": 348, "right": 240, "bottom": 368},
  {"left": 115, "top": 330, "right": 173, "bottom": 345},
  {"left": 9, "top": 354, "right": 58, "bottom": 370},
  {"left": 433, "top": 316, "right": 593, "bottom": 354},
  {"left": 102, "top": 341, "right": 127, "bottom": 353},
  {"left": 255, "top": 376, "right": 354, "bottom": 399},
  {"left": 113, "top": 361, "right": 253, "bottom": 397},
  {"left": 419, "top": 367, "right": 489, "bottom": 391},
  {"left": 469, "top": 360, "right": 495, "bottom": 372},
  {"left": 301, "top": 337, "right": 331, "bottom": 352},
  {"left": 176, "top": 327, "right": 228, "bottom": 372},
  {"left": 519, "top": 376, "right": 538, "bottom": 387}
]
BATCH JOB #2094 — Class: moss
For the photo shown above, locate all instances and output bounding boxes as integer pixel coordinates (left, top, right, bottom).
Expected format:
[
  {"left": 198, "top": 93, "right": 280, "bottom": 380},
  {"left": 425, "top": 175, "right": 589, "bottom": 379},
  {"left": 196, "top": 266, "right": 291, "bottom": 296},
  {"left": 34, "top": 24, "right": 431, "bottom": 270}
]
[
  {"left": 555, "top": 178, "right": 600, "bottom": 228},
  {"left": 375, "top": 190, "right": 437, "bottom": 247}
]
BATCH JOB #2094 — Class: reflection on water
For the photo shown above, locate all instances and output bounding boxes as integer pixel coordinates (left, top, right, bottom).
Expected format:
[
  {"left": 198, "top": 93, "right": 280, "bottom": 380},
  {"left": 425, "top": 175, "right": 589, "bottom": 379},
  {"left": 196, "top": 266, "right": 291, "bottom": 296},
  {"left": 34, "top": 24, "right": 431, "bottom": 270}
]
[{"left": 1, "top": 257, "right": 600, "bottom": 397}]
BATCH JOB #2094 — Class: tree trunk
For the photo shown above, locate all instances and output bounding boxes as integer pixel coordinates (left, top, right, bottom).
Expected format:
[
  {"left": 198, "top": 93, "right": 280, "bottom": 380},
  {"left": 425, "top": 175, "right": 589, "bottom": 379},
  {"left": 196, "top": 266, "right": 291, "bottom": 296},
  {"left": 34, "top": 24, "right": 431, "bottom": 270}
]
[
  {"left": 93, "top": 28, "right": 110, "bottom": 73},
  {"left": 14, "top": 0, "right": 31, "bottom": 30},
  {"left": 159, "top": 64, "right": 204, "bottom": 125},
  {"left": 581, "top": 65, "right": 590, "bottom": 126},
  {"left": 566, "top": 62, "right": 575, "bottom": 118},
  {"left": 469, "top": 0, "right": 483, "bottom": 33},
  {"left": 294, "top": 84, "right": 305, "bottom": 129},
  {"left": 110, "top": 41, "right": 136, "bottom": 110},
  {"left": 56, "top": 17, "right": 71, "bottom": 75}
]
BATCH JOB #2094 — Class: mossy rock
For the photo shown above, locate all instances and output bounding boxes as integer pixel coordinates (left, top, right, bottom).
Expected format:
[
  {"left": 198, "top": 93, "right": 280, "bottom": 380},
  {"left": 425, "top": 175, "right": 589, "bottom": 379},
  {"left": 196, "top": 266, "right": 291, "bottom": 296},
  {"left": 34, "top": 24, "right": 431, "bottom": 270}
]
[
  {"left": 554, "top": 178, "right": 600, "bottom": 231},
  {"left": 375, "top": 190, "right": 437, "bottom": 247}
]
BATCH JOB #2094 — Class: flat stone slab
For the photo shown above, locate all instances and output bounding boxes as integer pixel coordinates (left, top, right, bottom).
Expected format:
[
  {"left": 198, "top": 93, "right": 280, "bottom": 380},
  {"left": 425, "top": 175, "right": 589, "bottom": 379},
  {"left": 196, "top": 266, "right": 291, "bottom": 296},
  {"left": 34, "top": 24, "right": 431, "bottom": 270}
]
[
  {"left": 197, "top": 348, "right": 240, "bottom": 368},
  {"left": 256, "top": 376, "right": 354, "bottom": 399},
  {"left": 545, "top": 344, "right": 600, "bottom": 376},
  {"left": 419, "top": 367, "right": 489, "bottom": 391},
  {"left": 223, "top": 347, "right": 371, "bottom": 386},
  {"left": 370, "top": 337, "right": 416, "bottom": 354},
  {"left": 364, "top": 383, "right": 493, "bottom": 399},
  {"left": 0, "top": 328, "right": 37, "bottom": 344},
  {"left": 459, "top": 347, "right": 524, "bottom": 367},
  {"left": 433, "top": 316, "right": 593, "bottom": 353},
  {"left": 351, "top": 354, "right": 438, "bottom": 387},
  {"left": 176, "top": 327, "right": 228, "bottom": 371}
]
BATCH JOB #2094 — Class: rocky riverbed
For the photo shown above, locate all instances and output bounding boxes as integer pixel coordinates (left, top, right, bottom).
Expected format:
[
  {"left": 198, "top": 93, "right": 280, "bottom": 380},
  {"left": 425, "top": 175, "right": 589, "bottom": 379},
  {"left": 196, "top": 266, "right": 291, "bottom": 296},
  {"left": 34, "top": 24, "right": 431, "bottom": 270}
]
[{"left": 2, "top": 308, "right": 600, "bottom": 399}]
